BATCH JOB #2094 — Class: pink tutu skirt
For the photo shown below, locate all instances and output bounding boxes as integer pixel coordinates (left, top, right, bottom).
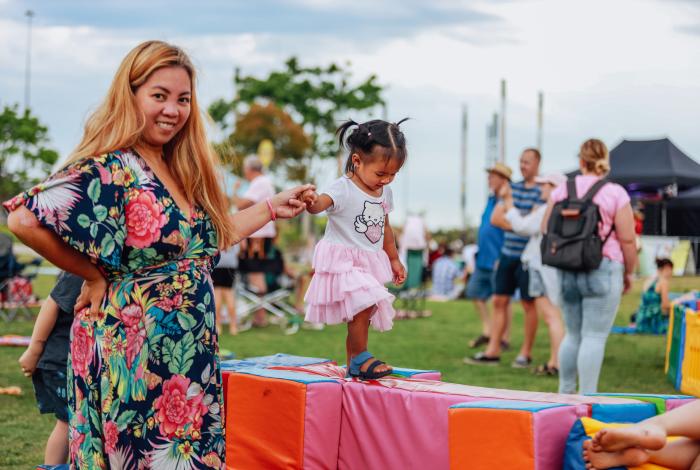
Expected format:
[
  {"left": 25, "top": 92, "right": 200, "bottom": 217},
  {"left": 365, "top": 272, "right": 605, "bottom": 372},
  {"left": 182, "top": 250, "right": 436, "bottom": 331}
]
[{"left": 304, "top": 239, "right": 396, "bottom": 331}]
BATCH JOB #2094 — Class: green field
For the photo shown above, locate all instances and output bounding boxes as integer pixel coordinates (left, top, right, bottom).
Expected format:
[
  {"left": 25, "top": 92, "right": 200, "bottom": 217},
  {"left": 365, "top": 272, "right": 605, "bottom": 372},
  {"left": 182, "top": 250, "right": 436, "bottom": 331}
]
[{"left": 0, "top": 274, "right": 695, "bottom": 468}]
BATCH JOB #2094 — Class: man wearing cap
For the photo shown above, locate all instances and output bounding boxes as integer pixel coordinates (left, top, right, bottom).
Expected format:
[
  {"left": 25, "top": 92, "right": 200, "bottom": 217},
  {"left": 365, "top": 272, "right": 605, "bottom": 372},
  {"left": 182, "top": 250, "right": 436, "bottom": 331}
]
[
  {"left": 463, "top": 162, "right": 512, "bottom": 351},
  {"left": 467, "top": 148, "right": 542, "bottom": 367}
]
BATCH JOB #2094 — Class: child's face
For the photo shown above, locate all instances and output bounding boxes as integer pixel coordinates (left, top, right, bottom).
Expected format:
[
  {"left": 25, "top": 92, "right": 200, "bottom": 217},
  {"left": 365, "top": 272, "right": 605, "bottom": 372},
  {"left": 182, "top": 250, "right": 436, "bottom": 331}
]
[{"left": 352, "top": 151, "right": 401, "bottom": 191}]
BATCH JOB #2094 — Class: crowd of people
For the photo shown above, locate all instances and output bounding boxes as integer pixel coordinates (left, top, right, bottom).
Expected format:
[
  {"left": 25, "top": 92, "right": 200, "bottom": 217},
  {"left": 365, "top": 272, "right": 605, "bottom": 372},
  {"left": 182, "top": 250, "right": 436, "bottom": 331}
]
[{"left": 3, "top": 40, "right": 685, "bottom": 469}]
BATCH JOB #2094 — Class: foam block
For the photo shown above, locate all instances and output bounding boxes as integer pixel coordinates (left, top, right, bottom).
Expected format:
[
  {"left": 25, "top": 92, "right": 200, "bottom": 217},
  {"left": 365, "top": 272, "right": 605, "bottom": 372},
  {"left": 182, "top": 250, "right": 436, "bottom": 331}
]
[
  {"left": 225, "top": 368, "right": 343, "bottom": 470},
  {"left": 587, "top": 393, "right": 696, "bottom": 414},
  {"left": 449, "top": 400, "right": 581, "bottom": 470},
  {"left": 336, "top": 378, "right": 636, "bottom": 470},
  {"left": 220, "top": 354, "right": 333, "bottom": 418}
]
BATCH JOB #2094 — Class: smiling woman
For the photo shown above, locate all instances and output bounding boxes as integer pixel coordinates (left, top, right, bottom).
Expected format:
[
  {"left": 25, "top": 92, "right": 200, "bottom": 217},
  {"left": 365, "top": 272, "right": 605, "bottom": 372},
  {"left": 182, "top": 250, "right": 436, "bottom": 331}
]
[{"left": 3, "top": 40, "right": 313, "bottom": 469}]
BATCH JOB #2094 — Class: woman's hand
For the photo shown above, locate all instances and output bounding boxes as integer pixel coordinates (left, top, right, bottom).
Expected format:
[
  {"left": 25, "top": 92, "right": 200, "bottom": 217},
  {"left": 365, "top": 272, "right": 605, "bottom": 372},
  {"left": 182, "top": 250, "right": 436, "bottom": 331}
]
[
  {"left": 390, "top": 258, "right": 407, "bottom": 285},
  {"left": 74, "top": 275, "right": 108, "bottom": 321},
  {"left": 270, "top": 184, "right": 316, "bottom": 219}
]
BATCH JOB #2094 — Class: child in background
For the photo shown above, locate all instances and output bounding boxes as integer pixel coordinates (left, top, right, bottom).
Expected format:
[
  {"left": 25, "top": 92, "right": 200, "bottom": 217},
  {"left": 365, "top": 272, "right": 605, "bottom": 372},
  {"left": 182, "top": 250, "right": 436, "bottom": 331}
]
[
  {"left": 633, "top": 258, "right": 673, "bottom": 334},
  {"left": 302, "top": 119, "right": 408, "bottom": 380},
  {"left": 19, "top": 271, "right": 83, "bottom": 466}
]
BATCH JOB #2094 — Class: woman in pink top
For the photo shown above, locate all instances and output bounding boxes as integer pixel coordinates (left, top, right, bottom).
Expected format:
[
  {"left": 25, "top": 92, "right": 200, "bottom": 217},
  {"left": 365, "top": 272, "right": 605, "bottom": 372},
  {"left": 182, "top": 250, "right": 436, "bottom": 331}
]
[{"left": 542, "top": 139, "right": 638, "bottom": 394}]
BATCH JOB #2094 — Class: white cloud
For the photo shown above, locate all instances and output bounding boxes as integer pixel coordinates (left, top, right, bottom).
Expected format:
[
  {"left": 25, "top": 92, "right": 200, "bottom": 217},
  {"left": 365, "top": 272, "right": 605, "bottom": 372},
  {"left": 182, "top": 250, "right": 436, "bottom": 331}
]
[{"left": 0, "top": 0, "right": 698, "bottom": 229}]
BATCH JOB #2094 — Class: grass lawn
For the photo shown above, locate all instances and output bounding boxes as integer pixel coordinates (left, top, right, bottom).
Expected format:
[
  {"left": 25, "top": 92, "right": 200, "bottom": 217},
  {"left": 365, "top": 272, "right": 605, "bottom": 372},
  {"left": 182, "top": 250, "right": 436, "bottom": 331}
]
[{"left": 0, "top": 274, "right": 695, "bottom": 468}]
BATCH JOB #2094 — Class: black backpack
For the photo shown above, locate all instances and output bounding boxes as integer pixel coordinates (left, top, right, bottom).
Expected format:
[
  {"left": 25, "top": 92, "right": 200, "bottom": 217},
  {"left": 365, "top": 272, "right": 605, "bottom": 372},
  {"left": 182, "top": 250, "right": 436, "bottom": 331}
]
[{"left": 541, "top": 178, "right": 614, "bottom": 271}]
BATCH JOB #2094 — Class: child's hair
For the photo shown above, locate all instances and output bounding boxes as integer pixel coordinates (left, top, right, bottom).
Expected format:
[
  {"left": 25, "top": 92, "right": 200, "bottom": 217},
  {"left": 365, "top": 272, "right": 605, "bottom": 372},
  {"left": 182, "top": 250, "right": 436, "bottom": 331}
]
[
  {"left": 656, "top": 258, "right": 674, "bottom": 269},
  {"left": 336, "top": 119, "right": 409, "bottom": 175}
]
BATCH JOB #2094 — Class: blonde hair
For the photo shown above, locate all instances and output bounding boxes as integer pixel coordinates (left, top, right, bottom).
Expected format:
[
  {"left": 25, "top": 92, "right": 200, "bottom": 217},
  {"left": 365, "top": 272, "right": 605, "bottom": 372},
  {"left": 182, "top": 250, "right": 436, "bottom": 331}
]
[
  {"left": 579, "top": 138, "right": 610, "bottom": 176},
  {"left": 67, "top": 40, "right": 234, "bottom": 248}
]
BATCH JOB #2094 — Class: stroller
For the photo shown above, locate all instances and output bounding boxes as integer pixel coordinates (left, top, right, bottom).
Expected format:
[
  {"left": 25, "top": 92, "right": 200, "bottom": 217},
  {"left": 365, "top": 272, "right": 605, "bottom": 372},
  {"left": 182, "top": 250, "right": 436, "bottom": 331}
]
[{"left": 0, "top": 233, "right": 42, "bottom": 321}]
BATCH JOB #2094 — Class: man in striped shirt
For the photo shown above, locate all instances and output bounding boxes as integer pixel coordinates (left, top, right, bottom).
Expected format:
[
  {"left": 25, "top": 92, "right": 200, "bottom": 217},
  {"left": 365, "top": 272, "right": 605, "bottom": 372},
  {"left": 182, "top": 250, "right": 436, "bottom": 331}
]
[{"left": 467, "top": 148, "right": 542, "bottom": 367}]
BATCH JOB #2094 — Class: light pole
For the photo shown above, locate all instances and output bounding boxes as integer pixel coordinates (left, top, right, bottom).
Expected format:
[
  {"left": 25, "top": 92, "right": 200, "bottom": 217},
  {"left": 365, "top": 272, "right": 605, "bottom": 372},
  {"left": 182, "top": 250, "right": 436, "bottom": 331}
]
[{"left": 24, "top": 9, "right": 34, "bottom": 112}]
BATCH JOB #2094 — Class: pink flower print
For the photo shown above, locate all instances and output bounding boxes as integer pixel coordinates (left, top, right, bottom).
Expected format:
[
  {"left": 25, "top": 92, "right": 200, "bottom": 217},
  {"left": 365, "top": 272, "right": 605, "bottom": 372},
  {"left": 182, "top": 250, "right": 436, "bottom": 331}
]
[
  {"left": 104, "top": 421, "right": 119, "bottom": 454},
  {"left": 120, "top": 303, "right": 143, "bottom": 328},
  {"left": 153, "top": 375, "right": 208, "bottom": 439},
  {"left": 125, "top": 190, "right": 167, "bottom": 248},
  {"left": 70, "top": 322, "right": 95, "bottom": 379},
  {"left": 125, "top": 324, "right": 146, "bottom": 369}
]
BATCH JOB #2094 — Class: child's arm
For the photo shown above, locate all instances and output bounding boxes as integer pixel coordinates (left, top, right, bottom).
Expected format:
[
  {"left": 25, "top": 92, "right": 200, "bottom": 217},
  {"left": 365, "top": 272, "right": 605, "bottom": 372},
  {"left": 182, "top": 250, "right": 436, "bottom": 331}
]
[
  {"left": 19, "top": 296, "right": 60, "bottom": 376},
  {"left": 659, "top": 278, "right": 671, "bottom": 315},
  {"left": 303, "top": 191, "right": 333, "bottom": 215},
  {"left": 383, "top": 216, "right": 406, "bottom": 284}
]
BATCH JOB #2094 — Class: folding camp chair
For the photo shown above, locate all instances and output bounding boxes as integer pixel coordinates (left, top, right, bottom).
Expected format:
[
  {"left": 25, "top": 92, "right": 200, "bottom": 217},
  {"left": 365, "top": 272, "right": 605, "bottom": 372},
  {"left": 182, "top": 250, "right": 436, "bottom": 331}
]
[
  {"left": 0, "top": 233, "right": 42, "bottom": 321},
  {"left": 235, "top": 275, "right": 304, "bottom": 335}
]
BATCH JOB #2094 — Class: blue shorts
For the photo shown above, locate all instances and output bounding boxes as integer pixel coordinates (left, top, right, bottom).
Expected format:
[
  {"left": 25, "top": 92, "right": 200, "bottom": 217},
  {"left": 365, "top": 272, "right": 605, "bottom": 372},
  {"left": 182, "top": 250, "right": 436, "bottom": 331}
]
[
  {"left": 466, "top": 267, "right": 494, "bottom": 300},
  {"left": 32, "top": 368, "right": 69, "bottom": 422},
  {"left": 493, "top": 255, "right": 534, "bottom": 301}
]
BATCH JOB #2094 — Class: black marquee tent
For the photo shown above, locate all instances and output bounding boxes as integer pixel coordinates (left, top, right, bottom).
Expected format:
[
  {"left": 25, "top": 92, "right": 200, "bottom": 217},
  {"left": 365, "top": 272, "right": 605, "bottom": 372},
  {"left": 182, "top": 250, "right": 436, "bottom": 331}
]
[{"left": 607, "top": 138, "right": 700, "bottom": 189}]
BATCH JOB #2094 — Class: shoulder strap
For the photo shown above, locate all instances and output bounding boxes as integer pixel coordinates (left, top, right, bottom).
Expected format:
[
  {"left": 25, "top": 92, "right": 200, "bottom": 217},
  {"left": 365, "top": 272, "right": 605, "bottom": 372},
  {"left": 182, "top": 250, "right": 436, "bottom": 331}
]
[
  {"left": 566, "top": 178, "right": 579, "bottom": 202},
  {"left": 581, "top": 178, "right": 608, "bottom": 203}
]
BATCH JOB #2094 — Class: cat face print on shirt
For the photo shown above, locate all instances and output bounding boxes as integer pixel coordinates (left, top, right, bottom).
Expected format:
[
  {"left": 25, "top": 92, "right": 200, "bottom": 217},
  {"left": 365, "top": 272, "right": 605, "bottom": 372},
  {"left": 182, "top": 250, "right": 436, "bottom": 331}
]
[{"left": 354, "top": 201, "right": 386, "bottom": 244}]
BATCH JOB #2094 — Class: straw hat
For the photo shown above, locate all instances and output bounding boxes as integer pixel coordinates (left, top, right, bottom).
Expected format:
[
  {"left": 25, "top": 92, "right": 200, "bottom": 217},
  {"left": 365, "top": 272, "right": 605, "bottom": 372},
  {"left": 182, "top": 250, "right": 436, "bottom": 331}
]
[{"left": 486, "top": 162, "right": 513, "bottom": 181}]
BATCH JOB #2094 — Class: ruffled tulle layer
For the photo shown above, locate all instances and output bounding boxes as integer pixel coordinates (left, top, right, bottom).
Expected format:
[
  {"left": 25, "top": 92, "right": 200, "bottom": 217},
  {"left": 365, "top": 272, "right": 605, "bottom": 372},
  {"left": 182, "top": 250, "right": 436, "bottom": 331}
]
[{"left": 304, "top": 240, "right": 395, "bottom": 331}]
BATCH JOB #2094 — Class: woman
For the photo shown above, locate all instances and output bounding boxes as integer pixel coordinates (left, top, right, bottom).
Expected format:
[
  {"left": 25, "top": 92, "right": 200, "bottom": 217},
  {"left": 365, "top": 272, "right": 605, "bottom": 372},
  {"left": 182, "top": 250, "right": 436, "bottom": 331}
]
[
  {"left": 5, "top": 41, "right": 313, "bottom": 468},
  {"left": 541, "top": 139, "right": 637, "bottom": 394}
]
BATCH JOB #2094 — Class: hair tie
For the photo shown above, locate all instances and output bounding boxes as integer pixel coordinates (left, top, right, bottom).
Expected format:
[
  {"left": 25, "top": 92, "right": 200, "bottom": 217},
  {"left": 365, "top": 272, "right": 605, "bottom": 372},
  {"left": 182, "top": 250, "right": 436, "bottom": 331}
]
[{"left": 367, "top": 132, "right": 372, "bottom": 137}]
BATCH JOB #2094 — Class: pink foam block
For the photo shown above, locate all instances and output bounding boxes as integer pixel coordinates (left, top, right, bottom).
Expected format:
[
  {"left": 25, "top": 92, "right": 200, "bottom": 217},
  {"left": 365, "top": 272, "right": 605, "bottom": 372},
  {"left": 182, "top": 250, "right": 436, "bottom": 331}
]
[{"left": 337, "top": 378, "right": 639, "bottom": 470}]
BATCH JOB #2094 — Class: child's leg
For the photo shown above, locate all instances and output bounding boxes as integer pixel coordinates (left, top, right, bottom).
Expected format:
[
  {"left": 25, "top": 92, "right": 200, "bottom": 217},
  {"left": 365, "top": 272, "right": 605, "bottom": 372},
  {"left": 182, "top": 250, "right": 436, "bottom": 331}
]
[
  {"left": 535, "top": 296, "right": 564, "bottom": 368},
  {"left": 585, "top": 438, "right": 700, "bottom": 470},
  {"left": 346, "top": 306, "right": 391, "bottom": 373},
  {"left": 19, "top": 297, "right": 59, "bottom": 376},
  {"left": 214, "top": 287, "right": 224, "bottom": 334},
  {"left": 596, "top": 400, "right": 700, "bottom": 453},
  {"left": 44, "top": 419, "right": 69, "bottom": 464},
  {"left": 223, "top": 287, "right": 237, "bottom": 335}
]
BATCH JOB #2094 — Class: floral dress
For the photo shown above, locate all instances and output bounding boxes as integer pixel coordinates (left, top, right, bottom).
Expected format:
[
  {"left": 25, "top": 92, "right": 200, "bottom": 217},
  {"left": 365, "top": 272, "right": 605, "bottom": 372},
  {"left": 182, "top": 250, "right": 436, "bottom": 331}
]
[{"left": 3, "top": 149, "right": 225, "bottom": 469}]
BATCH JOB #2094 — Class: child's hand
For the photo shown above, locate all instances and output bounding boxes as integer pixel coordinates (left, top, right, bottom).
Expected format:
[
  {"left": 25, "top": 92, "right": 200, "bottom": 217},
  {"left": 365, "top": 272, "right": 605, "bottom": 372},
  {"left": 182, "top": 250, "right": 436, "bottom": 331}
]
[
  {"left": 390, "top": 258, "right": 407, "bottom": 285},
  {"left": 18, "top": 344, "right": 43, "bottom": 377},
  {"left": 301, "top": 189, "right": 318, "bottom": 207}
]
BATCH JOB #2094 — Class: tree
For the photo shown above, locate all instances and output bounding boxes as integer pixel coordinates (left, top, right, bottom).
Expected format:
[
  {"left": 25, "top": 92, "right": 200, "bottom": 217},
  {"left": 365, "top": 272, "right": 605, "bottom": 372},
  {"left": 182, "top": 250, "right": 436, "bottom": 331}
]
[
  {"left": 209, "top": 57, "right": 385, "bottom": 180},
  {"left": 0, "top": 105, "right": 59, "bottom": 201},
  {"left": 215, "top": 102, "right": 311, "bottom": 181}
]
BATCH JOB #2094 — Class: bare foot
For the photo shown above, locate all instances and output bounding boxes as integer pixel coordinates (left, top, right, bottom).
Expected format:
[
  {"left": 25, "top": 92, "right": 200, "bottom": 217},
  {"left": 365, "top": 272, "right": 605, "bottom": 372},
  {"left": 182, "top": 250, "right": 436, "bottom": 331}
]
[
  {"left": 593, "top": 425, "right": 667, "bottom": 453},
  {"left": 229, "top": 325, "right": 238, "bottom": 336},
  {"left": 18, "top": 344, "right": 43, "bottom": 377},
  {"left": 583, "top": 440, "right": 650, "bottom": 469}
]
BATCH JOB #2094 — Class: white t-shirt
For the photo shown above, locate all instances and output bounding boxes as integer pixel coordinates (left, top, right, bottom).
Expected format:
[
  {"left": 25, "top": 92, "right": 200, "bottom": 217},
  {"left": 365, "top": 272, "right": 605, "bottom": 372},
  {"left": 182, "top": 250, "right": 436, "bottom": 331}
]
[
  {"left": 462, "top": 244, "right": 478, "bottom": 274},
  {"left": 322, "top": 177, "right": 394, "bottom": 252},
  {"left": 242, "top": 174, "right": 276, "bottom": 238},
  {"left": 401, "top": 215, "right": 427, "bottom": 250}
]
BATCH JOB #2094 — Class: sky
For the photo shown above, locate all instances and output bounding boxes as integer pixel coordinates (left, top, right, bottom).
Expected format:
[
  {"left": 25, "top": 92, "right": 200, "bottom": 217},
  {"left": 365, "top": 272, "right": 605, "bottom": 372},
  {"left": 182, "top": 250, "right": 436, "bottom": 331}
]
[{"left": 1, "top": 0, "right": 699, "bottom": 229}]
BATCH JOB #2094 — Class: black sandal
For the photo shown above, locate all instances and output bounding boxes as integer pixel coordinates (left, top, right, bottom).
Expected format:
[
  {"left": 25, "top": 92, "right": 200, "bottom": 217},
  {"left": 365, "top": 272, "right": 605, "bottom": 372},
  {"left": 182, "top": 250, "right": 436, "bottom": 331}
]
[
  {"left": 534, "top": 364, "right": 559, "bottom": 376},
  {"left": 468, "top": 334, "right": 490, "bottom": 348},
  {"left": 348, "top": 351, "right": 393, "bottom": 380}
]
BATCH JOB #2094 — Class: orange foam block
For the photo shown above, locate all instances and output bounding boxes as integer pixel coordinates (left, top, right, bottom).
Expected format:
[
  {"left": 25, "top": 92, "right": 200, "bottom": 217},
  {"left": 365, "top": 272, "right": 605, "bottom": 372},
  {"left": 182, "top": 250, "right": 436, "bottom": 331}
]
[
  {"left": 449, "top": 401, "right": 582, "bottom": 470},
  {"left": 225, "top": 368, "right": 343, "bottom": 470}
]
